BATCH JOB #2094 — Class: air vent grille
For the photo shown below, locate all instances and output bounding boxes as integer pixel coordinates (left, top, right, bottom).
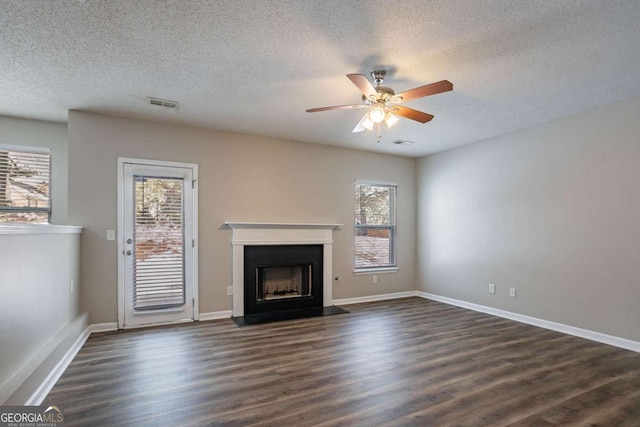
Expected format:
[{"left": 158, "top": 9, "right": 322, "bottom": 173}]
[
  {"left": 148, "top": 97, "right": 179, "bottom": 109},
  {"left": 391, "top": 140, "right": 414, "bottom": 146}
]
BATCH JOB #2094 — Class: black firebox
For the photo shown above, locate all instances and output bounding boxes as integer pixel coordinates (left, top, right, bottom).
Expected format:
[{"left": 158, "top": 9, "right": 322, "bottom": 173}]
[{"left": 243, "top": 244, "right": 323, "bottom": 316}]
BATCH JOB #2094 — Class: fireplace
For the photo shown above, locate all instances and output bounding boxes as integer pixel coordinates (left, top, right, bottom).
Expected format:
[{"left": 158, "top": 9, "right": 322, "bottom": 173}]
[
  {"left": 258, "top": 265, "right": 311, "bottom": 301},
  {"left": 225, "top": 222, "right": 341, "bottom": 318},
  {"left": 244, "top": 244, "right": 323, "bottom": 315}
]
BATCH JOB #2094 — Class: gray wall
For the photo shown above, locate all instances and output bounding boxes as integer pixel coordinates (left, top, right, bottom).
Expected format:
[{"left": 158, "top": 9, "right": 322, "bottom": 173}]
[
  {"left": 416, "top": 96, "right": 640, "bottom": 341},
  {"left": 0, "top": 116, "right": 68, "bottom": 224},
  {"left": 67, "top": 111, "right": 416, "bottom": 323},
  {"left": 0, "top": 229, "right": 82, "bottom": 404}
]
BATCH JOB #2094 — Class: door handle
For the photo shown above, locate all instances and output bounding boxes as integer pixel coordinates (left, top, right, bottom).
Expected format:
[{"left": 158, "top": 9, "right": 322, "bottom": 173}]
[{"left": 126, "top": 250, "right": 132, "bottom": 256}]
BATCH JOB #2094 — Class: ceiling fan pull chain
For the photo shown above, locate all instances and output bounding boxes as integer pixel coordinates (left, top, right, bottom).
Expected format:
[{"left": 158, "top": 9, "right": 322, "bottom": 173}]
[{"left": 377, "top": 123, "right": 382, "bottom": 143}]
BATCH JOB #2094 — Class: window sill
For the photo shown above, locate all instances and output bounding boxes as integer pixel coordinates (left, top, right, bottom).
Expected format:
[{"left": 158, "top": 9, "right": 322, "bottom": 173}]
[{"left": 354, "top": 267, "right": 398, "bottom": 275}]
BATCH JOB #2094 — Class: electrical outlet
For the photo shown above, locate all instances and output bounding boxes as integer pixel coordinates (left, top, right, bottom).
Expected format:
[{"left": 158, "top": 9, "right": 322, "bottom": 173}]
[
  {"left": 509, "top": 287, "right": 516, "bottom": 298},
  {"left": 489, "top": 284, "right": 495, "bottom": 294},
  {"left": 372, "top": 275, "right": 378, "bottom": 284},
  {"left": 226, "top": 286, "right": 233, "bottom": 296}
]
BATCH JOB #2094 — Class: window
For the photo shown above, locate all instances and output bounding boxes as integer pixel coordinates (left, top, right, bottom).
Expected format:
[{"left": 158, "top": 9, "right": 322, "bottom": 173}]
[
  {"left": 354, "top": 182, "right": 397, "bottom": 270},
  {"left": 0, "top": 148, "right": 51, "bottom": 223}
]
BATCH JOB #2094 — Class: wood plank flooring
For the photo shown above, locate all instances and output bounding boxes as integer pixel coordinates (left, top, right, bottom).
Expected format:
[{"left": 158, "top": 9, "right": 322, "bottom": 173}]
[{"left": 45, "top": 298, "right": 640, "bottom": 426}]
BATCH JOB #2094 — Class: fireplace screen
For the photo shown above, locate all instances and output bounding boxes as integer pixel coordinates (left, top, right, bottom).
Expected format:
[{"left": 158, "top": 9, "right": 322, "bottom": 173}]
[{"left": 257, "top": 265, "right": 312, "bottom": 301}]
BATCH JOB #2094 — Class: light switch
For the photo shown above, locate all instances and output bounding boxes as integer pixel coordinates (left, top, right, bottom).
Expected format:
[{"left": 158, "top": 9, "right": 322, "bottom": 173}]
[{"left": 106, "top": 229, "right": 116, "bottom": 241}]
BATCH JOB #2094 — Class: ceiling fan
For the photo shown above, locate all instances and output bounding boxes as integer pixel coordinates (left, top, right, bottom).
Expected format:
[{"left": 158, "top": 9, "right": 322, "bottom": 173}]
[{"left": 306, "top": 70, "right": 453, "bottom": 133}]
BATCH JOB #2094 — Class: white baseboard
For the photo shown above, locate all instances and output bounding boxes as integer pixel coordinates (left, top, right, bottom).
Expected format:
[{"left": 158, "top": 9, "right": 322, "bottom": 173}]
[
  {"left": 20, "top": 321, "right": 116, "bottom": 406},
  {"left": 89, "top": 323, "right": 118, "bottom": 333},
  {"left": 0, "top": 313, "right": 89, "bottom": 405},
  {"left": 199, "top": 310, "right": 232, "bottom": 321},
  {"left": 332, "top": 291, "right": 417, "bottom": 306},
  {"left": 416, "top": 291, "right": 640, "bottom": 353},
  {"left": 26, "top": 325, "right": 90, "bottom": 405}
]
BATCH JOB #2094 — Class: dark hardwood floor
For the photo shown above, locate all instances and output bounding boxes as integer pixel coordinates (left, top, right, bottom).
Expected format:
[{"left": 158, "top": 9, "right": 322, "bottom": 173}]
[{"left": 45, "top": 297, "right": 640, "bottom": 426}]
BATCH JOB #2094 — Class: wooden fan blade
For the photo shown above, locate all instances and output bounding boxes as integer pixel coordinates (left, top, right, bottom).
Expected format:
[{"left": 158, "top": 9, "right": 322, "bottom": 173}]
[
  {"left": 395, "top": 80, "right": 453, "bottom": 102},
  {"left": 392, "top": 105, "right": 434, "bottom": 123},
  {"left": 346, "top": 74, "right": 377, "bottom": 98},
  {"left": 306, "top": 104, "right": 368, "bottom": 113}
]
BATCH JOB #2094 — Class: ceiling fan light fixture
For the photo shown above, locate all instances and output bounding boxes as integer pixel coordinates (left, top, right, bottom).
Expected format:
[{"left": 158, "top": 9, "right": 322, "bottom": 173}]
[
  {"left": 369, "top": 105, "right": 385, "bottom": 123},
  {"left": 362, "top": 115, "right": 375, "bottom": 130},
  {"left": 384, "top": 112, "right": 399, "bottom": 128},
  {"left": 353, "top": 112, "right": 374, "bottom": 132}
]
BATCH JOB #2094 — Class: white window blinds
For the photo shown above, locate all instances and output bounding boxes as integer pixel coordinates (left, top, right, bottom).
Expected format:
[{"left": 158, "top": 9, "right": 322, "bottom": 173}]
[
  {"left": 133, "top": 176, "right": 186, "bottom": 309},
  {"left": 0, "top": 149, "right": 51, "bottom": 223},
  {"left": 355, "top": 182, "right": 397, "bottom": 270}
]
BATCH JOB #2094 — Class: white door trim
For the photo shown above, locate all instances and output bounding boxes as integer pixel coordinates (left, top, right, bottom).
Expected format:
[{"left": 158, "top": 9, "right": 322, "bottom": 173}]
[{"left": 117, "top": 157, "right": 199, "bottom": 329}]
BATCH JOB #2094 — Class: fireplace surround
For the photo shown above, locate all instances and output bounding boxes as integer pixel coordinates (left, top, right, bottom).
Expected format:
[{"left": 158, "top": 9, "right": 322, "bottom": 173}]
[{"left": 225, "top": 222, "right": 341, "bottom": 318}]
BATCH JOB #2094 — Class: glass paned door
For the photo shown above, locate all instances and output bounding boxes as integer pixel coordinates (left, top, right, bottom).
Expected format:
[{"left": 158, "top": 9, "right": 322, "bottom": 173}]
[{"left": 122, "top": 163, "right": 195, "bottom": 327}]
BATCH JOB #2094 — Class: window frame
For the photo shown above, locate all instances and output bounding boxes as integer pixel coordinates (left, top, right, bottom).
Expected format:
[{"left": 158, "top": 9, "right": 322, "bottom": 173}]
[
  {"left": 0, "top": 145, "right": 52, "bottom": 224},
  {"left": 354, "top": 181, "right": 398, "bottom": 273}
]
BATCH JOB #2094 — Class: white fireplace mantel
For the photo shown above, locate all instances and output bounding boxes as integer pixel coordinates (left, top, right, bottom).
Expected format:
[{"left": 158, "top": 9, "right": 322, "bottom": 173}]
[{"left": 225, "top": 222, "right": 342, "bottom": 316}]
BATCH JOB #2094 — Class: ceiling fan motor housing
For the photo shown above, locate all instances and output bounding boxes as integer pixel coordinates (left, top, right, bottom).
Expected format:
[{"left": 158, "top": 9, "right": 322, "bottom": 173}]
[
  {"left": 362, "top": 85, "right": 395, "bottom": 103},
  {"left": 371, "top": 70, "right": 386, "bottom": 84}
]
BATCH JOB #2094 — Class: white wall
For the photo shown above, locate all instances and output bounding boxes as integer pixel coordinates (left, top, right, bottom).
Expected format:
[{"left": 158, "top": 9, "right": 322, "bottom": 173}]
[
  {"left": 67, "top": 111, "right": 416, "bottom": 323},
  {"left": 0, "top": 226, "right": 83, "bottom": 404},
  {"left": 416, "top": 96, "right": 640, "bottom": 342},
  {"left": 0, "top": 116, "right": 68, "bottom": 224}
]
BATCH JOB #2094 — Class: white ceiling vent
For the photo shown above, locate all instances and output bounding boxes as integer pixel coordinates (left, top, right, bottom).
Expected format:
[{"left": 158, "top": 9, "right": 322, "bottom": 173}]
[
  {"left": 391, "top": 139, "right": 414, "bottom": 146},
  {"left": 148, "top": 97, "right": 179, "bottom": 109}
]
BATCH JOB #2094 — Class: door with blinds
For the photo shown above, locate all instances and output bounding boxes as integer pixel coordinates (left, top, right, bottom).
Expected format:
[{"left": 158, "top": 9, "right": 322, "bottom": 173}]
[{"left": 121, "top": 162, "right": 196, "bottom": 328}]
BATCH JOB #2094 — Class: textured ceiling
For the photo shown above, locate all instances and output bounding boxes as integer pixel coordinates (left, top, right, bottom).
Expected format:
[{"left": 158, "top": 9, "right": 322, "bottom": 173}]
[{"left": 1, "top": 0, "right": 639, "bottom": 157}]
